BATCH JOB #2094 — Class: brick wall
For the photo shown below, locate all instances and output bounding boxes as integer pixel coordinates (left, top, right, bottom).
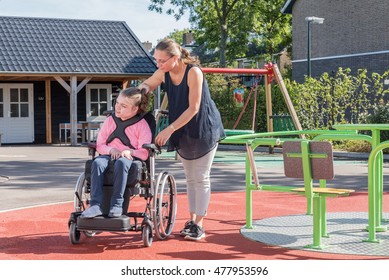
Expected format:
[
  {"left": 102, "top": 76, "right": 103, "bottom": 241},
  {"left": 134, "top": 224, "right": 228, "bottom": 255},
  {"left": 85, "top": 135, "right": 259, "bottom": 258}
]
[
  {"left": 291, "top": 0, "right": 389, "bottom": 81},
  {"left": 293, "top": 52, "right": 389, "bottom": 83}
]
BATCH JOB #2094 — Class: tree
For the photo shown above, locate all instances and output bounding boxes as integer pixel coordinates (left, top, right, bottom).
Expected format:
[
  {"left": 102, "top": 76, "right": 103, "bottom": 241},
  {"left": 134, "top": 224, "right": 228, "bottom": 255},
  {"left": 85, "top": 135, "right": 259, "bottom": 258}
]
[
  {"left": 148, "top": 0, "right": 291, "bottom": 67},
  {"left": 149, "top": 0, "right": 252, "bottom": 67},
  {"left": 251, "top": 1, "right": 292, "bottom": 61}
]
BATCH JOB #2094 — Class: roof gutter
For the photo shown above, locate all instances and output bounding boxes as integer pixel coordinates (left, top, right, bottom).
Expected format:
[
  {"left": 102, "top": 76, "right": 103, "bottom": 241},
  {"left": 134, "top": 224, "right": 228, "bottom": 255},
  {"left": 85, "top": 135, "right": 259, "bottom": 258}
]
[{"left": 0, "top": 72, "right": 154, "bottom": 77}]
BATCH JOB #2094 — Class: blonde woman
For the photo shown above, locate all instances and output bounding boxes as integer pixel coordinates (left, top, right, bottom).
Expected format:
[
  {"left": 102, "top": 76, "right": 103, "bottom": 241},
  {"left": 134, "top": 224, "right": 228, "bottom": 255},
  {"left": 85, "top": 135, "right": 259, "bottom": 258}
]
[{"left": 139, "top": 39, "right": 225, "bottom": 241}]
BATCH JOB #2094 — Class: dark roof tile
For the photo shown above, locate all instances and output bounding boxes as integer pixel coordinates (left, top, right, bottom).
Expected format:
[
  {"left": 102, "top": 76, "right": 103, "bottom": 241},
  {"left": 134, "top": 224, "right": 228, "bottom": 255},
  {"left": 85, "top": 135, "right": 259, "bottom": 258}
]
[{"left": 0, "top": 16, "right": 156, "bottom": 74}]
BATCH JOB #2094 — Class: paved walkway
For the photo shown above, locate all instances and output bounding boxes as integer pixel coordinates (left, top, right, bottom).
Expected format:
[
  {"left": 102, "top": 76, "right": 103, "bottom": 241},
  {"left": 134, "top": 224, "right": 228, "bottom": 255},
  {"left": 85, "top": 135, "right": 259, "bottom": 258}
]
[{"left": 0, "top": 144, "right": 378, "bottom": 211}]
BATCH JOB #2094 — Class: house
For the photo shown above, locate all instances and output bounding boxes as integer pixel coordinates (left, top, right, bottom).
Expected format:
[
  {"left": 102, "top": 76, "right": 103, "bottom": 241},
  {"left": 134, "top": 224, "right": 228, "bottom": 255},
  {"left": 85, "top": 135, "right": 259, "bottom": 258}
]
[
  {"left": 281, "top": 0, "right": 389, "bottom": 83},
  {"left": 0, "top": 16, "right": 157, "bottom": 145}
]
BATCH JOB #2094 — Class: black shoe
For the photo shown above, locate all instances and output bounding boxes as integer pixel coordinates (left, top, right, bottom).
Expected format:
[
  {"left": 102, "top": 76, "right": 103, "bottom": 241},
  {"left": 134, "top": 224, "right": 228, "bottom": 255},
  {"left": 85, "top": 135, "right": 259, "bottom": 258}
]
[
  {"left": 180, "top": 220, "right": 195, "bottom": 236},
  {"left": 185, "top": 223, "right": 205, "bottom": 241}
]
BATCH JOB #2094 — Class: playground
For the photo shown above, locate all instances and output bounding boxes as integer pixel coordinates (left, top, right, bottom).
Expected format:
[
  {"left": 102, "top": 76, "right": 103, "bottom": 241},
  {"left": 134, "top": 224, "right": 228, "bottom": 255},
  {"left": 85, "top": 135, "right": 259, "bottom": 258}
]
[{"left": 1, "top": 64, "right": 389, "bottom": 266}]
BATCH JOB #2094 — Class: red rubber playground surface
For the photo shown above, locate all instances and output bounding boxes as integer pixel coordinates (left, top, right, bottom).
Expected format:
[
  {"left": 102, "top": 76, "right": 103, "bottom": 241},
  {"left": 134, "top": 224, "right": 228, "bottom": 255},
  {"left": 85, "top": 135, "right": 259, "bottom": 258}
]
[{"left": 1, "top": 190, "right": 388, "bottom": 260}]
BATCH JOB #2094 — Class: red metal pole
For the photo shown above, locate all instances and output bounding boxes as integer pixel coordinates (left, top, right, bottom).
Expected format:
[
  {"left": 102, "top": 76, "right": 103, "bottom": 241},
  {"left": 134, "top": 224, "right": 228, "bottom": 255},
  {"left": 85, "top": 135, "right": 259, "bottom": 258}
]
[{"left": 201, "top": 67, "right": 271, "bottom": 75}]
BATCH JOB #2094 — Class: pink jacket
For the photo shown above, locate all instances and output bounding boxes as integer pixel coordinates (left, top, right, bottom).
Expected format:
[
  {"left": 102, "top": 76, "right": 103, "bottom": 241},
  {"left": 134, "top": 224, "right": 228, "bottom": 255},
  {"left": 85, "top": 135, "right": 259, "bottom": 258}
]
[{"left": 96, "top": 116, "right": 152, "bottom": 161}]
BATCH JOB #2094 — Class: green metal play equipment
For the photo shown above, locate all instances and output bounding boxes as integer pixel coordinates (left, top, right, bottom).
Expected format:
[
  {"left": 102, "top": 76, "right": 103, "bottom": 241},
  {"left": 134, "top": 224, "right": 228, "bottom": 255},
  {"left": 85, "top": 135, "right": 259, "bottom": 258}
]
[
  {"left": 332, "top": 124, "right": 389, "bottom": 243},
  {"left": 222, "top": 125, "right": 389, "bottom": 249}
]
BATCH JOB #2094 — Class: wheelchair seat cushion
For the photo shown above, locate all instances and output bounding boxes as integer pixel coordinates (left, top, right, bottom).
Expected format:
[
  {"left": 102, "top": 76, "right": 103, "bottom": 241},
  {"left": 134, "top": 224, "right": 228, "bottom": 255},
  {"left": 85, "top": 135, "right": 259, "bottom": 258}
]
[{"left": 84, "top": 159, "right": 144, "bottom": 187}]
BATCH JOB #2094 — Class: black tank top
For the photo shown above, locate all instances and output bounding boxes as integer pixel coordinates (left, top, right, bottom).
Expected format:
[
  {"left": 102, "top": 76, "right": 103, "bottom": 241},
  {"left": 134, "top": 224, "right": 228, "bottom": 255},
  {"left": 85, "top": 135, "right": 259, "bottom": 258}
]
[{"left": 164, "top": 64, "right": 225, "bottom": 160}]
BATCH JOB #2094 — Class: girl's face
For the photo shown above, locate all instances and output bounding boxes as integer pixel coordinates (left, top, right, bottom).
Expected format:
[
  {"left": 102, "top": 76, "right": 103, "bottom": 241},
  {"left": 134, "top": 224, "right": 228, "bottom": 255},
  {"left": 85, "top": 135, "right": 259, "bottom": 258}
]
[
  {"left": 154, "top": 49, "right": 176, "bottom": 72},
  {"left": 114, "top": 94, "right": 138, "bottom": 121}
]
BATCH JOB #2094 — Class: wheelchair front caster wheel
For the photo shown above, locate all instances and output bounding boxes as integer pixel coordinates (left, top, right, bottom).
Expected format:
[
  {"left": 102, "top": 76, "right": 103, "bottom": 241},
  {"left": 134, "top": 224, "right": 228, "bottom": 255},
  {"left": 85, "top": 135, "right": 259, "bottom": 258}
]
[
  {"left": 142, "top": 224, "right": 153, "bottom": 247},
  {"left": 84, "top": 230, "right": 100, "bottom": 238},
  {"left": 69, "top": 222, "right": 81, "bottom": 244}
]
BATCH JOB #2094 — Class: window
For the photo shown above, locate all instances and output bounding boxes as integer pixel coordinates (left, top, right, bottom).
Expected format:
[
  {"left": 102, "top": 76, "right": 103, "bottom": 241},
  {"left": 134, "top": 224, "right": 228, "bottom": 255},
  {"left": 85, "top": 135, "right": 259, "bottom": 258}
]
[
  {"left": 10, "top": 88, "right": 29, "bottom": 118},
  {"left": 86, "top": 84, "right": 112, "bottom": 121}
]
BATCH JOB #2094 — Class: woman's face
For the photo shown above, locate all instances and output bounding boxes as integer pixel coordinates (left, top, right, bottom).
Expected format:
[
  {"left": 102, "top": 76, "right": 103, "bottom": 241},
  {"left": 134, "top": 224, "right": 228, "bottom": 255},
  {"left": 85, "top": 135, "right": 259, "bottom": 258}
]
[
  {"left": 114, "top": 94, "right": 138, "bottom": 121},
  {"left": 154, "top": 49, "right": 176, "bottom": 72}
]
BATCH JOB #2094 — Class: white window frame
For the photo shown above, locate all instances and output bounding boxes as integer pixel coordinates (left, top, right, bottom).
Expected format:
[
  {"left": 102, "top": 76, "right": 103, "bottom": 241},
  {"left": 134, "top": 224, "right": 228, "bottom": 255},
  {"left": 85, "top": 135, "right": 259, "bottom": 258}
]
[{"left": 85, "top": 84, "right": 113, "bottom": 122}]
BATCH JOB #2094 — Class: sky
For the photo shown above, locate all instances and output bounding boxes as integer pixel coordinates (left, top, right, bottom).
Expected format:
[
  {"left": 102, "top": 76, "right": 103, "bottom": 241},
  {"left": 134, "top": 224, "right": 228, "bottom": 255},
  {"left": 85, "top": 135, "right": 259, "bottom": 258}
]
[{"left": 0, "top": 0, "right": 191, "bottom": 46}]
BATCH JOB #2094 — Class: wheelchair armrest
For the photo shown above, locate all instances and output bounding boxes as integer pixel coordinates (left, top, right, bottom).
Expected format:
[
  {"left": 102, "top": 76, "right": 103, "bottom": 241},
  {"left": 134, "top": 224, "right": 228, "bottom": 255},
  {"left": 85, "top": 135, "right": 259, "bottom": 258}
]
[
  {"left": 142, "top": 143, "right": 161, "bottom": 155},
  {"left": 88, "top": 142, "right": 97, "bottom": 158}
]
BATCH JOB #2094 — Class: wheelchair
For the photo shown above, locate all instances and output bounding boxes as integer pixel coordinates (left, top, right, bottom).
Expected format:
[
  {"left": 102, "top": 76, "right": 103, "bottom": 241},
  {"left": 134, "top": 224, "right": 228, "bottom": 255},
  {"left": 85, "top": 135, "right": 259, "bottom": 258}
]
[{"left": 68, "top": 110, "right": 177, "bottom": 247}]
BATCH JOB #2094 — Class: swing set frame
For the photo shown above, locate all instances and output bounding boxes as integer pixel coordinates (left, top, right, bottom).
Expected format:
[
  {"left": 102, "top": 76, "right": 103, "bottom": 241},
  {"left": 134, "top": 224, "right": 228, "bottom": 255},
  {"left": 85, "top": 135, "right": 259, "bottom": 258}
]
[{"left": 159, "top": 63, "right": 302, "bottom": 134}]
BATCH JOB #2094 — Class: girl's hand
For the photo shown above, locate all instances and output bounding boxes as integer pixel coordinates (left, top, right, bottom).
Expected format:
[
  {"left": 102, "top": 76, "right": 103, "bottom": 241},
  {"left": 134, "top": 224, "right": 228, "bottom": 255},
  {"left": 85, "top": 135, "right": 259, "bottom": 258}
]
[
  {"left": 121, "top": 149, "right": 133, "bottom": 160},
  {"left": 109, "top": 148, "right": 121, "bottom": 160}
]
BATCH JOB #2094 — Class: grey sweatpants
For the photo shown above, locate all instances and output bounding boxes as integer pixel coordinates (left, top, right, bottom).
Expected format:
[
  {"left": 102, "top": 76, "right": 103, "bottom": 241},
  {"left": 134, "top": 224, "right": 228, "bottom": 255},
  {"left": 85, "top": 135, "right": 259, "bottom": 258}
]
[{"left": 179, "top": 145, "right": 218, "bottom": 217}]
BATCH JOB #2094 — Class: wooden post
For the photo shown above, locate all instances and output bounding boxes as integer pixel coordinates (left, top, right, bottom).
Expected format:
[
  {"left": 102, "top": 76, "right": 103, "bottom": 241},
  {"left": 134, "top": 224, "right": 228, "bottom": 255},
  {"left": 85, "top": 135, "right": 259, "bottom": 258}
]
[
  {"left": 70, "top": 76, "right": 78, "bottom": 146},
  {"left": 45, "top": 79, "right": 52, "bottom": 144},
  {"left": 264, "top": 74, "right": 273, "bottom": 133},
  {"left": 160, "top": 93, "right": 168, "bottom": 111},
  {"left": 54, "top": 75, "right": 91, "bottom": 146},
  {"left": 272, "top": 64, "right": 302, "bottom": 131},
  {"left": 264, "top": 74, "right": 274, "bottom": 153},
  {"left": 122, "top": 80, "right": 129, "bottom": 90}
]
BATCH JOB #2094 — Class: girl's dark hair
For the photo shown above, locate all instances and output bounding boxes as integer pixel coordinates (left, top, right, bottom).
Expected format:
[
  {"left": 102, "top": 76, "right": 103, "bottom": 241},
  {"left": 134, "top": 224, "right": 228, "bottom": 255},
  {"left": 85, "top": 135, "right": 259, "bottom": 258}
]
[
  {"left": 119, "top": 87, "right": 150, "bottom": 114},
  {"left": 155, "top": 38, "right": 200, "bottom": 65}
]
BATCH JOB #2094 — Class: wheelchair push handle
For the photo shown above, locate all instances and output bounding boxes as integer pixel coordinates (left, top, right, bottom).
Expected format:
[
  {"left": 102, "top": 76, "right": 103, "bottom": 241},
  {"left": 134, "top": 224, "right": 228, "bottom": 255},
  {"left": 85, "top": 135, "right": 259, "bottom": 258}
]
[{"left": 142, "top": 143, "right": 162, "bottom": 155}]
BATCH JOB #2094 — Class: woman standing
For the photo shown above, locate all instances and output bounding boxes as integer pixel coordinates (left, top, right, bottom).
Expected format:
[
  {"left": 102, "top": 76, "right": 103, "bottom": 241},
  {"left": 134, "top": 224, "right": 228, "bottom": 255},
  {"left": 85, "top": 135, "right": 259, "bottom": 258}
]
[{"left": 139, "top": 38, "right": 225, "bottom": 241}]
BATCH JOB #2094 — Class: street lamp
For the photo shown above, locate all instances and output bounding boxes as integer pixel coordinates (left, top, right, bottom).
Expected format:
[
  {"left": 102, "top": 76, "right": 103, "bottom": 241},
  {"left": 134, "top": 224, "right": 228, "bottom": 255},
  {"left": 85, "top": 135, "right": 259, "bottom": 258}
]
[{"left": 305, "top": 16, "right": 324, "bottom": 77}]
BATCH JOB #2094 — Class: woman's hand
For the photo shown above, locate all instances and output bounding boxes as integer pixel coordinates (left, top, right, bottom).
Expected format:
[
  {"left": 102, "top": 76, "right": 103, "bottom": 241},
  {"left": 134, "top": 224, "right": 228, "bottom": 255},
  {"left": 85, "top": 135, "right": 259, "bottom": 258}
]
[
  {"left": 138, "top": 83, "right": 150, "bottom": 94},
  {"left": 155, "top": 125, "right": 175, "bottom": 146}
]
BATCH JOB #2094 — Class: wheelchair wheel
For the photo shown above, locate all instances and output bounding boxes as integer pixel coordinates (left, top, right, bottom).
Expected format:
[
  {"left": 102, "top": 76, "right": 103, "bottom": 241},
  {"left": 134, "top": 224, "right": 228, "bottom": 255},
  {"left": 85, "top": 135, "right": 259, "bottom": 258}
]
[
  {"left": 142, "top": 223, "right": 153, "bottom": 247},
  {"left": 152, "top": 171, "right": 177, "bottom": 240},
  {"left": 84, "top": 230, "right": 99, "bottom": 238},
  {"left": 73, "top": 172, "right": 90, "bottom": 212},
  {"left": 69, "top": 222, "right": 81, "bottom": 244}
]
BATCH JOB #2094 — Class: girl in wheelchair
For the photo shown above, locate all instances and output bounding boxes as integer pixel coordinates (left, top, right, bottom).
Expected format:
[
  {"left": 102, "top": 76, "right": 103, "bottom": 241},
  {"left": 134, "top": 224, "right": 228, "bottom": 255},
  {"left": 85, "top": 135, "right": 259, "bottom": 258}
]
[{"left": 81, "top": 87, "right": 152, "bottom": 218}]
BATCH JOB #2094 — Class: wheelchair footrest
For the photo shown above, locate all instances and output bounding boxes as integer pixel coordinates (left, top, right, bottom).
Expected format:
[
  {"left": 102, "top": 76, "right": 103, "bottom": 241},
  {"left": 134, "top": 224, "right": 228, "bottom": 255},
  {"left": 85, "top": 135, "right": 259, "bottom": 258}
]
[{"left": 77, "top": 215, "right": 132, "bottom": 232}]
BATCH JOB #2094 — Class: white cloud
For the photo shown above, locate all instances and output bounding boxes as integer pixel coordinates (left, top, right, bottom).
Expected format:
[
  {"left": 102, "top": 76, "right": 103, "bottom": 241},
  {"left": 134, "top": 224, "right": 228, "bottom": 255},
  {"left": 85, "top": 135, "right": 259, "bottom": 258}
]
[{"left": 0, "top": 0, "right": 191, "bottom": 45}]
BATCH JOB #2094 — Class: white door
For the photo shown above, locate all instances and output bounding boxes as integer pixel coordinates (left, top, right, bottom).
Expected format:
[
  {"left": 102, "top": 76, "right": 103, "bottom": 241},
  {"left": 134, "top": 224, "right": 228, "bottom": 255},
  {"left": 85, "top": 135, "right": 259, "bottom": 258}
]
[{"left": 0, "top": 84, "right": 34, "bottom": 143}]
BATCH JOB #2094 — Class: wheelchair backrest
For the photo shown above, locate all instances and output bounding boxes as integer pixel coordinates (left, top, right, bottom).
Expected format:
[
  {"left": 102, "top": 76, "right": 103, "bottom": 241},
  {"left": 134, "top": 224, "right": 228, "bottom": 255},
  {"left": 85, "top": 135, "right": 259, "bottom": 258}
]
[{"left": 142, "top": 111, "right": 157, "bottom": 142}]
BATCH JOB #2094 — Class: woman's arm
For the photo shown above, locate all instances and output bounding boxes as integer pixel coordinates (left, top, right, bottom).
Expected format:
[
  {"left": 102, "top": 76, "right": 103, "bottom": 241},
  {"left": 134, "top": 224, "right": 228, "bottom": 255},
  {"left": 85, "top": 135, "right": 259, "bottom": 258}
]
[{"left": 138, "top": 69, "right": 165, "bottom": 93}]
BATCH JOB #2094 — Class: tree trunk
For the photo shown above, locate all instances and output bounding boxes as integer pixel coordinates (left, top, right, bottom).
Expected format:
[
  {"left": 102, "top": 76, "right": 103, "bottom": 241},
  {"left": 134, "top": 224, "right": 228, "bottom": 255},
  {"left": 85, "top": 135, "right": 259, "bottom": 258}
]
[{"left": 219, "top": 23, "right": 228, "bottom": 67}]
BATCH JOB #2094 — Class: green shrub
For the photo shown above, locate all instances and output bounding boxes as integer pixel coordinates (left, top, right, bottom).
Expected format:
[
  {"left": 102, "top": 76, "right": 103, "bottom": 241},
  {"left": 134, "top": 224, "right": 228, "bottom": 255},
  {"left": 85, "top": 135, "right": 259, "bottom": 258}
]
[
  {"left": 286, "top": 68, "right": 388, "bottom": 130},
  {"left": 366, "top": 102, "right": 389, "bottom": 142}
]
